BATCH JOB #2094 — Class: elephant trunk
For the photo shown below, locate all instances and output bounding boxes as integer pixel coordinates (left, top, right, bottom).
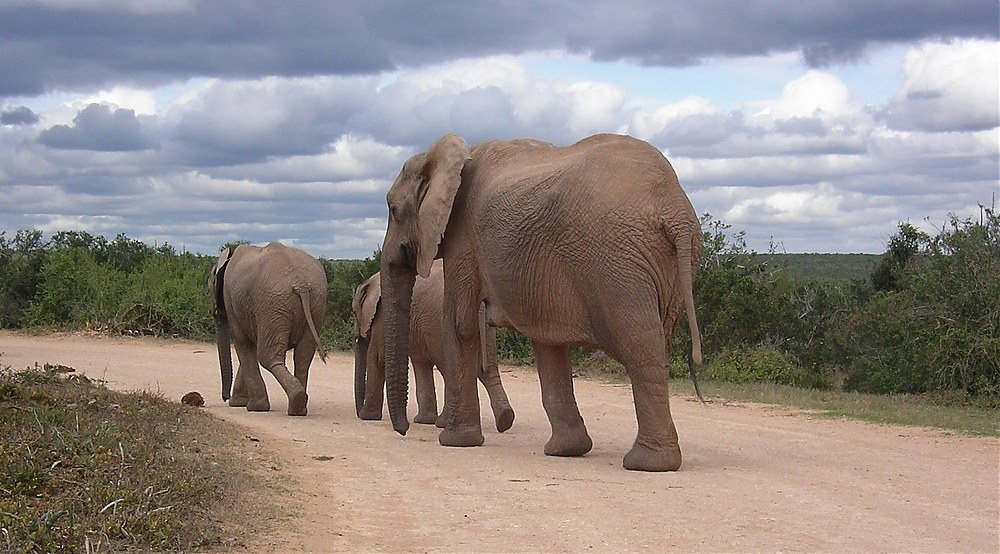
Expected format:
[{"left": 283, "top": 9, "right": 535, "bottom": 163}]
[
  {"left": 382, "top": 264, "right": 416, "bottom": 436},
  {"left": 354, "top": 336, "right": 369, "bottom": 417},
  {"left": 215, "top": 318, "right": 234, "bottom": 401}
]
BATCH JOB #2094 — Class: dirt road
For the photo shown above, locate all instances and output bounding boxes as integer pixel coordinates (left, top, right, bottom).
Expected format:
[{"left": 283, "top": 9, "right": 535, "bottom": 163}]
[{"left": 1, "top": 331, "right": 997, "bottom": 553}]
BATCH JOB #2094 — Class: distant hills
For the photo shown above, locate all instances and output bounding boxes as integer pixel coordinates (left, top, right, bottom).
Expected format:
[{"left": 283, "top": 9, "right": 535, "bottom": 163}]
[{"left": 759, "top": 253, "right": 879, "bottom": 282}]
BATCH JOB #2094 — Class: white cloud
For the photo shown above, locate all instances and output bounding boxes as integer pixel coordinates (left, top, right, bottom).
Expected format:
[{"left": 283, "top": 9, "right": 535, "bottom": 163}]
[
  {"left": 221, "top": 136, "right": 411, "bottom": 184},
  {"left": 884, "top": 39, "right": 1000, "bottom": 132},
  {"left": 563, "top": 81, "right": 628, "bottom": 136},
  {"left": 630, "top": 96, "right": 719, "bottom": 139},
  {"left": 763, "top": 70, "right": 857, "bottom": 122},
  {"left": 84, "top": 86, "right": 159, "bottom": 115},
  {"left": 3, "top": 41, "right": 998, "bottom": 257}
]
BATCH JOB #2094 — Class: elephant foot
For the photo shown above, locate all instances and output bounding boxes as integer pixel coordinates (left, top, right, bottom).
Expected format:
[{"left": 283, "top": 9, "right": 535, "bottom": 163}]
[
  {"left": 358, "top": 405, "right": 383, "bottom": 421},
  {"left": 434, "top": 413, "right": 446, "bottom": 428},
  {"left": 494, "top": 406, "right": 515, "bottom": 433},
  {"left": 228, "top": 395, "right": 249, "bottom": 408},
  {"left": 438, "top": 426, "right": 485, "bottom": 447},
  {"left": 286, "top": 392, "right": 308, "bottom": 416},
  {"left": 413, "top": 410, "right": 438, "bottom": 425},
  {"left": 245, "top": 397, "right": 271, "bottom": 412},
  {"left": 623, "top": 441, "right": 681, "bottom": 472},
  {"left": 544, "top": 426, "right": 593, "bottom": 457}
]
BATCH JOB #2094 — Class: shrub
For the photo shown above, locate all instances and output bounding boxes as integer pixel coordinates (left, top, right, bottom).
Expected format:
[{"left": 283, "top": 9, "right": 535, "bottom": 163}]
[
  {"left": 122, "top": 253, "right": 215, "bottom": 338},
  {"left": 25, "top": 247, "right": 126, "bottom": 328},
  {"left": 496, "top": 329, "right": 533, "bottom": 364},
  {"left": 837, "top": 207, "right": 1000, "bottom": 400},
  {"left": 0, "top": 230, "right": 49, "bottom": 328},
  {"left": 708, "top": 345, "right": 828, "bottom": 388}
]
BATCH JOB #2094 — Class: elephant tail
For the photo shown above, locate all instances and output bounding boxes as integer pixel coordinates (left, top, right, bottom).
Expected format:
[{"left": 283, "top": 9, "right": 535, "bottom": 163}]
[
  {"left": 672, "top": 227, "right": 705, "bottom": 404},
  {"left": 677, "top": 233, "right": 701, "bottom": 366},
  {"left": 296, "top": 284, "right": 328, "bottom": 363}
]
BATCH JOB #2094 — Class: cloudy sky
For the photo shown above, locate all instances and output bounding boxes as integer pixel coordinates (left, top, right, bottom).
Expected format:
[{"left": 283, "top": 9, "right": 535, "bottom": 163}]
[{"left": 1, "top": 1, "right": 997, "bottom": 258}]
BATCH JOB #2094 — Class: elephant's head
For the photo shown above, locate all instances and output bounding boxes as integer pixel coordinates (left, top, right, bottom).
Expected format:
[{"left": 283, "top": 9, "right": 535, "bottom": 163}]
[
  {"left": 381, "top": 134, "right": 471, "bottom": 435},
  {"left": 208, "top": 248, "right": 234, "bottom": 402},
  {"left": 351, "top": 272, "right": 381, "bottom": 417}
]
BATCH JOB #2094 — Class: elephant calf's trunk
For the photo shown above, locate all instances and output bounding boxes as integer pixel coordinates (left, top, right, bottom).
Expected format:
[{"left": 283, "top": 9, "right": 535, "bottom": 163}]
[{"left": 354, "top": 337, "right": 369, "bottom": 417}]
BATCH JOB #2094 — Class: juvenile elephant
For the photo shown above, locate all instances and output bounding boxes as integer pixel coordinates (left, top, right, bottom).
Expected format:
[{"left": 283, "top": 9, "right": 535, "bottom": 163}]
[
  {"left": 352, "top": 259, "right": 515, "bottom": 432},
  {"left": 380, "top": 133, "right": 702, "bottom": 472},
  {"left": 209, "top": 242, "right": 328, "bottom": 416}
]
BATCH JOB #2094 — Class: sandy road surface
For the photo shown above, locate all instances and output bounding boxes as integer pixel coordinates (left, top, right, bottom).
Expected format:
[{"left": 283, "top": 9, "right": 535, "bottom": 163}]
[{"left": 1, "top": 331, "right": 998, "bottom": 553}]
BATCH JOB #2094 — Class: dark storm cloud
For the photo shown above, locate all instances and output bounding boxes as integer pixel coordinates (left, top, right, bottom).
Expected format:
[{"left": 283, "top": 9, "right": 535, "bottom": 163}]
[
  {"left": 568, "top": 1, "right": 998, "bottom": 67},
  {"left": 37, "top": 103, "right": 157, "bottom": 151},
  {"left": 1, "top": 0, "right": 996, "bottom": 98},
  {"left": 1, "top": 105, "right": 39, "bottom": 125}
]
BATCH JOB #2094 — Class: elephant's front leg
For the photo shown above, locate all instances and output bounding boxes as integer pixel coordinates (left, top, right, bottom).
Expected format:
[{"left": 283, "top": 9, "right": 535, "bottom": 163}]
[
  {"left": 358, "top": 345, "right": 385, "bottom": 420},
  {"left": 437, "top": 305, "right": 484, "bottom": 447},
  {"left": 412, "top": 360, "right": 438, "bottom": 425},
  {"left": 231, "top": 342, "right": 269, "bottom": 412},
  {"left": 533, "top": 343, "right": 592, "bottom": 457}
]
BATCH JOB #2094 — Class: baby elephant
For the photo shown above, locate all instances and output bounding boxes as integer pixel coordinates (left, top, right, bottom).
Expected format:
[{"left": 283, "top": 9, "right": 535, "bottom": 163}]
[
  {"left": 352, "top": 259, "right": 514, "bottom": 432},
  {"left": 209, "top": 242, "right": 328, "bottom": 416}
]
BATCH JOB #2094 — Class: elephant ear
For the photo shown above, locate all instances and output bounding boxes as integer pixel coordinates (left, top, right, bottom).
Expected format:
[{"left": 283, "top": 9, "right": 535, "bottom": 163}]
[
  {"left": 414, "top": 133, "right": 471, "bottom": 278},
  {"left": 211, "top": 248, "right": 233, "bottom": 317},
  {"left": 352, "top": 273, "right": 381, "bottom": 339},
  {"left": 214, "top": 248, "right": 231, "bottom": 275}
]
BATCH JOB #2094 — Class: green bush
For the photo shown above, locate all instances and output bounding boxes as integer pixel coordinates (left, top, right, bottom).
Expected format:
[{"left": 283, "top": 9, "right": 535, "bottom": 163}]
[
  {"left": 708, "top": 345, "right": 828, "bottom": 388},
  {"left": 0, "top": 230, "right": 49, "bottom": 328},
  {"left": 836, "top": 208, "right": 1000, "bottom": 401},
  {"left": 122, "top": 253, "right": 215, "bottom": 338},
  {"left": 25, "top": 247, "right": 126, "bottom": 328},
  {"left": 496, "top": 329, "right": 534, "bottom": 364},
  {"left": 3, "top": 210, "right": 996, "bottom": 407}
]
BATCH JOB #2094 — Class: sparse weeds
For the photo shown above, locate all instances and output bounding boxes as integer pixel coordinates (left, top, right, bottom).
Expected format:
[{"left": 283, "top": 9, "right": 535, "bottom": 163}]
[{"left": 0, "top": 363, "right": 272, "bottom": 552}]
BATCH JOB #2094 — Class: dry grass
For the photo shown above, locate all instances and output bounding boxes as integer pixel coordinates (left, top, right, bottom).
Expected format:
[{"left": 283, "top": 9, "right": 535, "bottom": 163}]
[{"left": 0, "top": 363, "right": 286, "bottom": 552}]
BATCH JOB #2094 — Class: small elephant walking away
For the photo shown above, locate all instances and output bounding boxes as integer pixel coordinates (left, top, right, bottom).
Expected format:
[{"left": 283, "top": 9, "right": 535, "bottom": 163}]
[
  {"left": 352, "top": 259, "right": 515, "bottom": 432},
  {"left": 209, "top": 242, "right": 328, "bottom": 416}
]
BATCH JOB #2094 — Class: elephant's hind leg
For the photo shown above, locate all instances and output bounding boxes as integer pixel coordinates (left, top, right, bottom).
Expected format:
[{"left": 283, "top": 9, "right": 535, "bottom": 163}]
[
  {"left": 479, "top": 323, "right": 514, "bottom": 433},
  {"left": 231, "top": 341, "right": 269, "bottom": 412},
  {"left": 533, "top": 343, "right": 592, "bottom": 457},
  {"left": 262, "top": 349, "right": 308, "bottom": 416},
  {"left": 612, "top": 329, "right": 682, "bottom": 472},
  {"left": 412, "top": 360, "right": 439, "bottom": 425},
  {"left": 478, "top": 364, "right": 515, "bottom": 433},
  {"left": 292, "top": 343, "right": 315, "bottom": 393}
]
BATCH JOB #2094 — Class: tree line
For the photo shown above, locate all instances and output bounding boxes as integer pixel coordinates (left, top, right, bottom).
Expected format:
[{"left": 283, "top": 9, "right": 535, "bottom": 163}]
[{"left": 2, "top": 207, "right": 996, "bottom": 406}]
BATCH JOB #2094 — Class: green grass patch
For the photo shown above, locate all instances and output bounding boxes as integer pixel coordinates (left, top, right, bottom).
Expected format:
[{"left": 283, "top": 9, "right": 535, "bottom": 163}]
[
  {"left": 572, "top": 352, "right": 999, "bottom": 437},
  {"left": 683, "top": 380, "right": 999, "bottom": 436},
  {"left": 0, "top": 363, "right": 280, "bottom": 552}
]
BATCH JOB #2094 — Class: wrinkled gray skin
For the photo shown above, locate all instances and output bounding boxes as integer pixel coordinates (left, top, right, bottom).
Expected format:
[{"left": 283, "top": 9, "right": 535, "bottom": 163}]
[
  {"left": 352, "top": 259, "right": 514, "bottom": 432},
  {"left": 380, "top": 133, "right": 702, "bottom": 472},
  {"left": 208, "top": 242, "right": 328, "bottom": 416}
]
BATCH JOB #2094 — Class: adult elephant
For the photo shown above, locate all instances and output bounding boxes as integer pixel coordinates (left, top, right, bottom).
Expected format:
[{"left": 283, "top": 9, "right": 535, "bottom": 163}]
[
  {"left": 352, "top": 259, "right": 515, "bottom": 431},
  {"left": 209, "top": 242, "right": 327, "bottom": 416},
  {"left": 380, "top": 133, "right": 702, "bottom": 472}
]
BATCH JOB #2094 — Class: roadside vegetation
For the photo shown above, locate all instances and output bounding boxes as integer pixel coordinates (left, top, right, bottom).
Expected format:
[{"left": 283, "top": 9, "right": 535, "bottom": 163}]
[
  {"left": 1, "top": 203, "right": 997, "bottom": 408},
  {"left": 0, "top": 362, "right": 280, "bottom": 552}
]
